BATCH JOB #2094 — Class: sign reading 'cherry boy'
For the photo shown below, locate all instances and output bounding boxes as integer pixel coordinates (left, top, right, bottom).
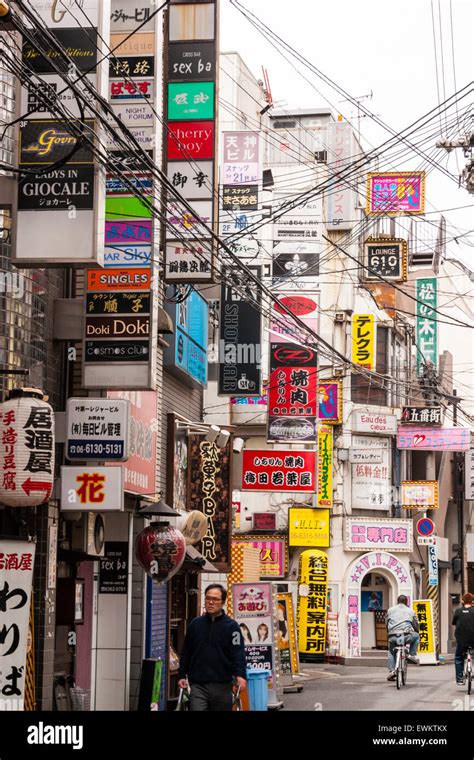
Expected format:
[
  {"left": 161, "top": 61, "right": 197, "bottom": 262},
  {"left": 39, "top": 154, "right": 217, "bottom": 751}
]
[{"left": 241, "top": 450, "right": 316, "bottom": 492}]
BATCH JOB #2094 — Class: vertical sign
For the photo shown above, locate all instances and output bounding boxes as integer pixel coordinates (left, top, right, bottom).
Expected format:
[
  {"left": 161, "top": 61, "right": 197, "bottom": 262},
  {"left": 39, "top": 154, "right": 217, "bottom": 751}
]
[
  {"left": 297, "top": 550, "right": 328, "bottom": 660},
  {"left": 326, "top": 121, "right": 354, "bottom": 230},
  {"left": 428, "top": 544, "right": 438, "bottom": 586},
  {"left": 317, "top": 425, "right": 333, "bottom": 508},
  {"left": 267, "top": 343, "right": 317, "bottom": 442},
  {"left": 416, "top": 278, "right": 437, "bottom": 374},
  {"left": 0, "top": 540, "right": 35, "bottom": 710},
  {"left": 352, "top": 314, "right": 375, "bottom": 369},
  {"left": 412, "top": 599, "right": 437, "bottom": 664},
  {"left": 164, "top": 1, "right": 219, "bottom": 281}
]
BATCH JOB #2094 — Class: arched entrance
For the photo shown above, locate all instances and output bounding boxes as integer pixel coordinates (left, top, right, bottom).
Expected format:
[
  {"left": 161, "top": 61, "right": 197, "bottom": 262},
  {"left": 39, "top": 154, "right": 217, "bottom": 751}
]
[{"left": 345, "top": 551, "right": 412, "bottom": 657}]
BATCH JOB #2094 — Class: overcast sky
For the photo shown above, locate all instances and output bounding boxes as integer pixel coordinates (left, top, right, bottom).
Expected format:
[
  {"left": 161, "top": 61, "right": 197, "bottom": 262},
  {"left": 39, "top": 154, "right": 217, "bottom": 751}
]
[{"left": 220, "top": 0, "right": 474, "bottom": 268}]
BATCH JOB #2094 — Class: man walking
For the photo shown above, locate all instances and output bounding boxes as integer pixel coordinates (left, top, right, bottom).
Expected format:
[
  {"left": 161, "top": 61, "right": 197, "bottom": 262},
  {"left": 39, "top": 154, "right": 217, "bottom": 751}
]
[
  {"left": 452, "top": 592, "right": 474, "bottom": 685},
  {"left": 386, "top": 595, "right": 420, "bottom": 681},
  {"left": 178, "top": 583, "right": 247, "bottom": 711}
]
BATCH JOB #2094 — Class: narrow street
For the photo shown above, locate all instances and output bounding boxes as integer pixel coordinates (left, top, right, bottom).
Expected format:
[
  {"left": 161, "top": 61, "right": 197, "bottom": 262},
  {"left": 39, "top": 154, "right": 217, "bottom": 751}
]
[{"left": 281, "top": 661, "right": 469, "bottom": 711}]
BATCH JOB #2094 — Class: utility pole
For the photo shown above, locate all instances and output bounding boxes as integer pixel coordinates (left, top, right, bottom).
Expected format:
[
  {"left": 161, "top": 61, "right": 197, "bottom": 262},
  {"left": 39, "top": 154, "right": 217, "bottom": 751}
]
[{"left": 436, "top": 133, "right": 474, "bottom": 194}]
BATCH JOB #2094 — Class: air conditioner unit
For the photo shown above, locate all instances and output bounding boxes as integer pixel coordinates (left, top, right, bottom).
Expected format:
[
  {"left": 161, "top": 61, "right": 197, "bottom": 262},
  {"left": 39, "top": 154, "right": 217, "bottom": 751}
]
[
  {"left": 71, "top": 512, "right": 105, "bottom": 557},
  {"left": 335, "top": 312, "right": 346, "bottom": 323},
  {"left": 333, "top": 367, "right": 345, "bottom": 377}
]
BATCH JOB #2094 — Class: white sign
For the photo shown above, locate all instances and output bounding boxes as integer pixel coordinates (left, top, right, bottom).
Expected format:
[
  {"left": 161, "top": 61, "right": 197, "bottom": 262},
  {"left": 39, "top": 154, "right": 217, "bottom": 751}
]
[
  {"left": 417, "top": 536, "right": 437, "bottom": 546},
  {"left": 25, "top": 0, "right": 100, "bottom": 27},
  {"left": 60, "top": 466, "right": 124, "bottom": 511},
  {"left": 21, "top": 74, "right": 98, "bottom": 120},
  {"left": 349, "top": 449, "right": 383, "bottom": 464},
  {"left": 273, "top": 194, "right": 323, "bottom": 241},
  {"left": 465, "top": 450, "right": 474, "bottom": 500},
  {"left": 345, "top": 517, "right": 413, "bottom": 552},
  {"left": 167, "top": 161, "right": 214, "bottom": 200},
  {"left": 351, "top": 436, "right": 391, "bottom": 510},
  {"left": 104, "top": 245, "right": 152, "bottom": 268},
  {"left": 326, "top": 121, "right": 354, "bottom": 231},
  {"left": 428, "top": 544, "right": 438, "bottom": 586},
  {"left": 0, "top": 540, "right": 35, "bottom": 710},
  {"left": 353, "top": 411, "right": 398, "bottom": 435},
  {"left": 111, "top": 102, "right": 154, "bottom": 126},
  {"left": 66, "top": 398, "right": 129, "bottom": 461}
]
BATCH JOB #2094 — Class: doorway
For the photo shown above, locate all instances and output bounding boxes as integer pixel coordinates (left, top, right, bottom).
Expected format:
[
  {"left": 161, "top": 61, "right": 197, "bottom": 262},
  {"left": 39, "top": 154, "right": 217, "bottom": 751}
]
[{"left": 361, "top": 572, "right": 393, "bottom": 650}]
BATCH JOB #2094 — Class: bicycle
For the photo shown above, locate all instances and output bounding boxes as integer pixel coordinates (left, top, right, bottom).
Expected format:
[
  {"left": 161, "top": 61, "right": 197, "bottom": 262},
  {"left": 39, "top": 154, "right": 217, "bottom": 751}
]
[
  {"left": 392, "top": 633, "right": 409, "bottom": 690},
  {"left": 463, "top": 647, "right": 473, "bottom": 695}
]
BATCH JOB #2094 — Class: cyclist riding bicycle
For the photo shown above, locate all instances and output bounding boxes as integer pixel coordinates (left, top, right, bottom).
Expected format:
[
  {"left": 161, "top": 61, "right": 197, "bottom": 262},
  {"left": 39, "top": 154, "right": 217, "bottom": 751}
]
[
  {"left": 452, "top": 592, "right": 474, "bottom": 686},
  {"left": 386, "top": 594, "right": 420, "bottom": 682}
]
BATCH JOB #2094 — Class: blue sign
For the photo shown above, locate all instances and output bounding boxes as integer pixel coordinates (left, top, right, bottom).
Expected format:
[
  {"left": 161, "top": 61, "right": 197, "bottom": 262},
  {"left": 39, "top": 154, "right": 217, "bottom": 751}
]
[
  {"left": 428, "top": 544, "right": 438, "bottom": 586},
  {"left": 417, "top": 517, "right": 435, "bottom": 537},
  {"left": 104, "top": 245, "right": 152, "bottom": 268},
  {"left": 164, "top": 289, "right": 208, "bottom": 386}
]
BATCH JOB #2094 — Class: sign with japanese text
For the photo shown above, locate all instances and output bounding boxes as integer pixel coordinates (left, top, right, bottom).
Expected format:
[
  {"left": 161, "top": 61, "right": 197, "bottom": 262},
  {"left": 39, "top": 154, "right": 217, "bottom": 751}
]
[
  {"left": 366, "top": 172, "right": 425, "bottom": 215},
  {"left": 60, "top": 466, "right": 124, "bottom": 511},
  {"left": 167, "top": 160, "right": 213, "bottom": 199},
  {"left": 416, "top": 278, "right": 437, "bottom": 373},
  {"left": 231, "top": 537, "right": 288, "bottom": 578},
  {"left": 110, "top": 55, "right": 155, "bottom": 78},
  {"left": 318, "top": 380, "right": 342, "bottom": 424},
  {"left": 273, "top": 195, "right": 323, "bottom": 241},
  {"left": 351, "top": 435, "right": 391, "bottom": 510},
  {"left": 465, "top": 450, "right": 474, "bottom": 500},
  {"left": 363, "top": 237, "right": 408, "bottom": 281},
  {"left": 166, "top": 199, "right": 213, "bottom": 239},
  {"left": 66, "top": 398, "right": 129, "bottom": 461},
  {"left": 222, "top": 131, "right": 260, "bottom": 184},
  {"left": 188, "top": 436, "right": 231, "bottom": 572},
  {"left": 165, "top": 240, "right": 213, "bottom": 281},
  {"left": 352, "top": 314, "right": 375, "bottom": 369},
  {"left": 0, "top": 540, "right": 35, "bottom": 710},
  {"left": 86, "top": 293, "right": 152, "bottom": 314},
  {"left": 219, "top": 267, "right": 262, "bottom": 396},
  {"left": 270, "top": 292, "right": 319, "bottom": 345},
  {"left": 317, "top": 426, "right": 333, "bottom": 508},
  {"left": 401, "top": 481, "right": 439, "bottom": 510},
  {"left": 87, "top": 268, "right": 151, "bottom": 292},
  {"left": 268, "top": 343, "right": 317, "bottom": 442},
  {"left": 108, "top": 391, "right": 157, "bottom": 495},
  {"left": 110, "top": 78, "right": 153, "bottom": 102},
  {"left": 349, "top": 450, "right": 383, "bottom": 464},
  {"left": 18, "top": 167, "right": 95, "bottom": 211},
  {"left": 401, "top": 406, "right": 443, "bottom": 425},
  {"left": 344, "top": 518, "right": 413, "bottom": 552},
  {"left": 222, "top": 184, "right": 258, "bottom": 211},
  {"left": 0, "top": 397, "right": 55, "bottom": 508},
  {"left": 99, "top": 542, "right": 129, "bottom": 594},
  {"left": 412, "top": 600, "right": 436, "bottom": 663},
  {"left": 397, "top": 426, "right": 470, "bottom": 451},
  {"left": 105, "top": 220, "right": 152, "bottom": 245},
  {"left": 242, "top": 450, "right": 316, "bottom": 492},
  {"left": 110, "top": 3, "right": 155, "bottom": 32},
  {"left": 353, "top": 411, "right": 397, "bottom": 435},
  {"left": 168, "top": 41, "right": 216, "bottom": 80},
  {"left": 168, "top": 81, "right": 214, "bottom": 120},
  {"left": 326, "top": 121, "right": 354, "bottom": 230},
  {"left": 232, "top": 582, "right": 275, "bottom": 676},
  {"left": 297, "top": 550, "right": 328, "bottom": 660},
  {"left": 252, "top": 512, "right": 276, "bottom": 531},
  {"left": 289, "top": 508, "right": 330, "bottom": 548},
  {"left": 164, "top": 288, "right": 209, "bottom": 387}
]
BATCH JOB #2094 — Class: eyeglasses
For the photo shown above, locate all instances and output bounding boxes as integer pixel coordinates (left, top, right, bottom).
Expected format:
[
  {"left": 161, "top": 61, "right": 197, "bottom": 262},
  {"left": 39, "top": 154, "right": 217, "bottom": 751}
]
[{"left": 205, "top": 597, "right": 223, "bottom": 604}]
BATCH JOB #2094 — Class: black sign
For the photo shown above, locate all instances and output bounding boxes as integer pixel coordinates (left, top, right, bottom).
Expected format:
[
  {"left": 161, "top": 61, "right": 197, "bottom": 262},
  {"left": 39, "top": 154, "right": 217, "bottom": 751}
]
[
  {"left": 364, "top": 238, "right": 407, "bottom": 281},
  {"left": 99, "top": 542, "right": 129, "bottom": 594},
  {"left": 271, "top": 344, "right": 317, "bottom": 367},
  {"left": 20, "top": 119, "right": 94, "bottom": 165},
  {"left": 86, "top": 292, "right": 151, "bottom": 315},
  {"left": 401, "top": 406, "right": 443, "bottom": 425},
  {"left": 23, "top": 27, "right": 98, "bottom": 73},
  {"left": 84, "top": 340, "right": 150, "bottom": 362},
  {"left": 218, "top": 267, "right": 262, "bottom": 396},
  {"left": 168, "top": 42, "right": 216, "bottom": 81},
  {"left": 222, "top": 184, "right": 258, "bottom": 211},
  {"left": 110, "top": 55, "right": 155, "bottom": 78},
  {"left": 272, "top": 251, "right": 320, "bottom": 282},
  {"left": 18, "top": 166, "right": 94, "bottom": 210}
]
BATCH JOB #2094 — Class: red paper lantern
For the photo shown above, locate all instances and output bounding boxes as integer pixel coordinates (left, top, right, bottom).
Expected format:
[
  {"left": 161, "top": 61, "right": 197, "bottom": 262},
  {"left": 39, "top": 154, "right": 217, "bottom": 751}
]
[{"left": 135, "top": 523, "right": 186, "bottom": 583}]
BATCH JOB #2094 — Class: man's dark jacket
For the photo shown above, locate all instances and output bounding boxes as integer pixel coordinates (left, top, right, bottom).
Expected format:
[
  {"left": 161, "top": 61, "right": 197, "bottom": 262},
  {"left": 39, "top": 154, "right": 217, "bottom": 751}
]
[
  {"left": 178, "top": 612, "right": 246, "bottom": 684},
  {"left": 452, "top": 606, "right": 474, "bottom": 647}
]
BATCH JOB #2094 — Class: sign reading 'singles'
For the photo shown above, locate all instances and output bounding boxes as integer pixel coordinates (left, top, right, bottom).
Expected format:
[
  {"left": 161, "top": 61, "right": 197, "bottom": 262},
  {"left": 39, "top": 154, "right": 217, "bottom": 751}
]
[
  {"left": 23, "top": 27, "right": 99, "bottom": 73},
  {"left": 168, "top": 42, "right": 216, "bottom": 81},
  {"left": 218, "top": 267, "right": 262, "bottom": 396}
]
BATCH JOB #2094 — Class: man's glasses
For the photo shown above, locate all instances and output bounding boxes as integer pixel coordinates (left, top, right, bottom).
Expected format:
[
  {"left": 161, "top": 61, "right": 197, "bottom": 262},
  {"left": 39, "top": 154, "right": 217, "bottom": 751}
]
[{"left": 205, "top": 597, "right": 222, "bottom": 604}]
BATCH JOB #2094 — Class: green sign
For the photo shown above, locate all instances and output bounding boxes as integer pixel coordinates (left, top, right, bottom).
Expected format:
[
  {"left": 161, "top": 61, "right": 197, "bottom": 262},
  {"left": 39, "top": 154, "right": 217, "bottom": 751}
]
[
  {"left": 105, "top": 195, "right": 153, "bottom": 220},
  {"left": 416, "top": 277, "right": 437, "bottom": 374},
  {"left": 168, "top": 82, "right": 214, "bottom": 121}
]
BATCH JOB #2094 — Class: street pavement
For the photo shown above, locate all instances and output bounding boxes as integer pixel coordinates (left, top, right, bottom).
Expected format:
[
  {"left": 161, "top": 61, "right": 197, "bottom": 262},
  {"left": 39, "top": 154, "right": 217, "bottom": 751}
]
[{"left": 279, "top": 660, "right": 471, "bottom": 711}]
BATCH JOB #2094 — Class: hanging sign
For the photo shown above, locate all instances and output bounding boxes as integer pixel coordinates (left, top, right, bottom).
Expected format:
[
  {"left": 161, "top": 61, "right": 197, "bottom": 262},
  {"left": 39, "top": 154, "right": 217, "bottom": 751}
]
[
  {"left": 352, "top": 314, "right": 375, "bottom": 369},
  {"left": 397, "top": 427, "right": 470, "bottom": 451},
  {"left": 168, "top": 81, "right": 214, "bottom": 120},
  {"left": 60, "top": 466, "right": 124, "bottom": 511},
  {"left": 318, "top": 380, "right": 342, "bottom": 424},
  {"left": 222, "top": 184, "right": 258, "bottom": 211},
  {"left": 242, "top": 450, "right": 316, "bottom": 492},
  {"left": 363, "top": 237, "right": 408, "bottom": 281},
  {"left": 107, "top": 391, "right": 157, "bottom": 495},
  {"left": 167, "top": 121, "right": 214, "bottom": 160},
  {"left": 222, "top": 131, "right": 260, "bottom": 184},
  {"left": 401, "top": 481, "right": 439, "bottom": 510},
  {"left": 66, "top": 398, "right": 129, "bottom": 461},
  {"left": 416, "top": 278, "right": 437, "bottom": 374},
  {"left": 297, "top": 550, "right": 328, "bottom": 660},
  {"left": 270, "top": 292, "right": 319, "bottom": 345},
  {"left": 401, "top": 406, "right": 443, "bottom": 425},
  {"left": 268, "top": 343, "right": 317, "bottom": 442},
  {"left": 289, "top": 508, "right": 330, "bottom": 547},
  {"left": 99, "top": 542, "right": 129, "bottom": 594},
  {"left": 366, "top": 172, "right": 425, "bottom": 215},
  {"left": 168, "top": 41, "right": 216, "bottom": 81},
  {"left": 344, "top": 517, "right": 413, "bottom": 552},
  {"left": 317, "top": 425, "right": 333, "bottom": 508}
]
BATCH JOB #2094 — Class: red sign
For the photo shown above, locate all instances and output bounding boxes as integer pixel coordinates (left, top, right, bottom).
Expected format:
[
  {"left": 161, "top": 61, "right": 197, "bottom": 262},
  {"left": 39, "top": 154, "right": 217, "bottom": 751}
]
[
  {"left": 242, "top": 450, "right": 316, "bottom": 492},
  {"left": 108, "top": 391, "right": 157, "bottom": 494},
  {"left": 268, "top": 343, "right": 317, "bottom": 442},
  {"left": 167, "top": 120, "right": 214, "bottom": 160}
]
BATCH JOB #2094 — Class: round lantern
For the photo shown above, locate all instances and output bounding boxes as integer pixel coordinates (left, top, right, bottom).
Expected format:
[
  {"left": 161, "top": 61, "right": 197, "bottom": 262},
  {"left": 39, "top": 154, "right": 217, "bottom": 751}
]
[
  {"left": 0, "top": 388, "right": 55, "bottom": 508},
  {"left": 177, "top": 510, "right": 208, "bottom": 546},
  {"left": 135, "top": 522, "right": 186, "bottom": 583}
]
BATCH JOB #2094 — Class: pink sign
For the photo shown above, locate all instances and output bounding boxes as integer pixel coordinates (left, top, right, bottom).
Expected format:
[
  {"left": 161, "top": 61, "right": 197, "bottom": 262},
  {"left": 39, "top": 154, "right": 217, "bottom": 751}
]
[
  {"left": 345, "top": 518, "right": 413, "bottom": 552},
  {"left": 105, "top": 220, "right": 152, "bottom": 245},
  {"left": 270, "top": 292, "right": 319, "bottom": 343},
  {"left": 222, "top": 131, "right": 260, "bottom": 184},
  {"left": 366, "top": 172, "right": 425, "bottom": 215},
  {"left": 108, "top": 391, "right": 157, "bottom": 494},
  {"left": 397, "top": 426, "right": 470, "bottom": 451}
]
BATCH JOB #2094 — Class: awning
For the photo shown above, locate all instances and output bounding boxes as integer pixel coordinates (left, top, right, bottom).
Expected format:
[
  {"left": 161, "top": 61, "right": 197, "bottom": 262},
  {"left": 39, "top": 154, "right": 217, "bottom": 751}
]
[{"left": 183, "top": 546, "right": 219, "bottom": 573}]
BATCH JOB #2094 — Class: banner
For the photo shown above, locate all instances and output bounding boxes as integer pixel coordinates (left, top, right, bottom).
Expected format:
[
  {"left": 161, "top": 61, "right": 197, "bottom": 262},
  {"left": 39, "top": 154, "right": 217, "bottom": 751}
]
[
  {"left": 317, "top": 426, "right": 333, "bottom": 508},
  {"left": 352, "top": 314, "right": 375, "bottom": 369},
  {"left": 297, "top": 550, "right": 328, "bottom": 660}
]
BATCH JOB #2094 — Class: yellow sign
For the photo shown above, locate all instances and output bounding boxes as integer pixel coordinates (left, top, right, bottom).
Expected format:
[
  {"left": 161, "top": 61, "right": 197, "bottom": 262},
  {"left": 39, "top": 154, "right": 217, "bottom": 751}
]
[
  {"left": 412, "top": 599, "right": 436, "bottom": 663},
  {"left": 352, "top": 314, "right": 375, "bottom": 369},
  {"left": 289, "top": 508, "right": 330, "bottom": 547},
  {"left": 317, "top": 426, "right": 333, "bottom": 508},
  {"left": 277, "top": 593, "right": 299, "bottom": 675},
  {"left": 297, "top": 550, "right": 328, "bottom": 658}
]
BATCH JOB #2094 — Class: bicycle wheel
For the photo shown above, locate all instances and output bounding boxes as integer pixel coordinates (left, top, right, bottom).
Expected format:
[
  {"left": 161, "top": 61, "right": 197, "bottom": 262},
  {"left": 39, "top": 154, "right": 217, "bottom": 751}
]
[
  {"left": 402, "top": 655, "right": 407, "bottom": 685},
  {"left": 468, "top": 665, "right": 472, "bottom": 696}
]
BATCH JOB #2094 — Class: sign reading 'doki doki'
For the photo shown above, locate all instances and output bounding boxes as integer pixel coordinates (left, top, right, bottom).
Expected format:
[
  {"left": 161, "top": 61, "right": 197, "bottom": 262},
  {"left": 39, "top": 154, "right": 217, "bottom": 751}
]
[
  {"left": 344, "top": 517, "right": 413, "bottom": 552},
  {"left": 0, "top": 397, "right": 55, "bottom": 507},
  {"left": 0, "top": 539, "right": 35, "bottom": 710},
  {"left": 60, "top": 466, "right": 124, "bottom": 511},
  {"left": 268, "top": 343, "right": 317, "bottom": 443},
  {"left": 107, "top": 391, "right": 157, "bottom": 495},
  {"left": 352, "top": 314, "right": 375, "bottom": 369},
  {"left": 397, "top": 427, "right": 470, "bottom": 451},
  {"left": 242, "top": 450, "right": 316, "bottom": 492},
  {"left": 66, "top": 398, "right": 129, "bottom": 461},
  {"left": 366, "top": 172, "right": 425, "bottom": 215}
]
